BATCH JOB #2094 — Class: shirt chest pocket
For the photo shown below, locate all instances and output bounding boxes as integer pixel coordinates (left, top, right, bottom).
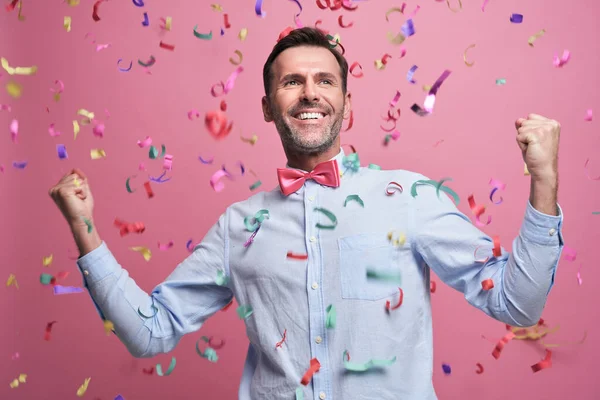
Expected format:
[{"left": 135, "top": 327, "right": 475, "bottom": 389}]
[{"left": 338, "top": 233, "right": 409, "bottom": 301}]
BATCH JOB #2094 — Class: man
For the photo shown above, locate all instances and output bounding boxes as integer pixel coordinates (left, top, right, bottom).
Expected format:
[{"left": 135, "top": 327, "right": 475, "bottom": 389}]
[{"left": 49, "top": 27, "right": 564, "bottom": 399}]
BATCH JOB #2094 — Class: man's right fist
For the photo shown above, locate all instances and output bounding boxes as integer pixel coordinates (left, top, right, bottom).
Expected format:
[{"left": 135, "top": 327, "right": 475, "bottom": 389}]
[{"left": 49, "top": 168, "right": 95, "bottom": 228}]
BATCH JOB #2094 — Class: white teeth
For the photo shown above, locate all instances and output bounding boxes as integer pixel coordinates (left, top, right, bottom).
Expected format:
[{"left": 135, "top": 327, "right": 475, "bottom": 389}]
[{"left": 298, "top": 112, "right": 324, "bottom": 120}]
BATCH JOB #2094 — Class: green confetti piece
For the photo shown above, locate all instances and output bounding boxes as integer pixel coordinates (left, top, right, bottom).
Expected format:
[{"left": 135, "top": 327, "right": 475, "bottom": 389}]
[
  {"left": 137, "top": 304, "right": 158, "bottom": 318},
  {"left": 314, "top": 207, "right": 337, "bottom": 229},
  {"left": 196, "top": 336, "right": 219, "bottom": 363},
  {"left": 342, "top": 350, "right": 397, "bottom": 372},
  {"left": 83, "top": 217, "right": 93, "bottom": 233},
  {"left": 593, "top": 212, "right": 600, "bottom": 215},
  {"left": 215, "top": 270, "right": 229, "bottom": 286},
  {"left": 344, "top": 194, "right": 364, "bottom": 208},
  {"left": 249, "top": 180, "right": 262, "bottom": 191},
  {"left": 125, "top": 177, "right": 135, "bottom": 193},
  {"left": 156, "top": 357, "right": 176, "bottom": 376},
  {"left": 149, "top": 144, "right": 166, "bottom": 159},
  {"left": 495, "top": 78, "right": 506, "bottom": 85},
  {"left": 40, "top": 273, "right": 53, "bottom": 285},
  {"left": 193, "top": 25, "right": 213, "bottom": 40},
  {"left": 237, "top": 304, "right": 253, "bottom": 320},
  {"left": 325, "top": 34, "right": 340, "bottom": 49},
  {"left": 244, "top": 209, "right": 270, "bottom": 232},
  {"left": 410, "top": 179, "right": 460, "bottom": 205},
  {"left": 326, "top": 304, "right": 336, "bottom": 329},
  {"left": 366, "top": 267, "right": 402, "bottom": 285},
  {"left": 138, "top": 56, "right": 155, "bottom": 67},
  {"left": 295, "top": 387, "right": 304, "bottom": 400},
  {"left": 368, "top": 164, "right": 381, "bottom": 170}
]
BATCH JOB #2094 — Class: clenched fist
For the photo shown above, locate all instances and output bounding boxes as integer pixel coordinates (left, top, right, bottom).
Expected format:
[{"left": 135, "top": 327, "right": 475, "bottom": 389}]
[
  {"left": 49, "top": 168, "right": 95, "bottom": 229},
  {"left": 515, "top": 113, "right": 560, "bottom": 181}
]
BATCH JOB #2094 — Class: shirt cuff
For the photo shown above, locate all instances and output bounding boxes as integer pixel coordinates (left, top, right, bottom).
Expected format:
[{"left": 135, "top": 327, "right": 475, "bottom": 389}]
[
  {"left": 519, "top": 200, "right": 564, "bottom": 246},
  {"left": 76, "top": 241, "right": 119, "bottom": 284}
]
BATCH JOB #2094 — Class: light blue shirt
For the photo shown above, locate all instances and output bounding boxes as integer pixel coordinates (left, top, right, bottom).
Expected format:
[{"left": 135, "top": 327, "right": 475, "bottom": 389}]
[{"left": 77, "top": 148, "right": 564, "bottom": 400}]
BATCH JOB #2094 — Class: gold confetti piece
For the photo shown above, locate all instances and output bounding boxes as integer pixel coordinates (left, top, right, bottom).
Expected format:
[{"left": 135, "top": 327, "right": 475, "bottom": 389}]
[
  {"left": 73, "top": 120, "right": 80, "bottom": 139},
  {"left": 374, "top": 59, "right": 385, "bottom": 70},
  {"left": 10, "top": 373, "right": 27, "bottom": 388},
  {"left": 422, "top": 84, "right": 432, "bottom": 92},
  {"left": 211, "top": 3, "right": 223, "bottom": 11},
  {"left": 43, "top": 254, "right": 53, "bottom": 266},
  {"left": 241, "top": 134, "right": 258, "bottom": 145},
  {"left": 524, "top": 163, "right": 530, "bottom": 175},
  {"left": 387, "top": 231, "right": 406, "bottom": 247},
  {"left": 17, "top": 0, "right": 24, "bottom": 21},
  {"left": 18, "top": 374, "right": 26, "bottom": 383},
  {"left": 446, "top": 0, "right": 462, "bottom": 12},
  {"left": 103, "top": 320, "right": 114, "bottom": 335},
  {"left": 386, "top": 32, "right": 406, "bottom": 45},
  {"left": 76, "top": 377, "right": 91, "bottom": 397},
  {"left": 130, "top": 246, "right": 152, "bottom": 261},
  {"left": 9, "top": 379, "right": 19, "bottom": 389},
  {"left": 64, "top": 16, "right": 72, "bottom": 32},
  {"left": 66, "top": 0, "right": 80, "bottom": 5},
  {"left": 90, "top": 149, "right": 106, "bottom": 159},
  {"left": 1, "top": 57, "right": 37, "bottom": 75},
  {"left": 77, "top": 109, "right": 94, "bottom": 125},
  {"left": 6, "top": 81, "right": 22, "bottom": 98},
  {"left": 229, "top": 50, "right": 243, "bottom": 65},
  {"left": 6, "top": 273, "right": 19, "bottom": 289},
  {"left": 463, "top": 44, "right": 476, "bottom": 66},
  {"left": 528, "top": 29, "right": 546, "bottom": 46},
  {"left": 238, "top": 28, "right": 248, "bottom": 41}
]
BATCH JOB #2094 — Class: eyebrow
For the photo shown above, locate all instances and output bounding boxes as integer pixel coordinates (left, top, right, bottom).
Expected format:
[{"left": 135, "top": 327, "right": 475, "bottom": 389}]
[{"left": 280, "top": 72, "right": 338, "bottom": 83}]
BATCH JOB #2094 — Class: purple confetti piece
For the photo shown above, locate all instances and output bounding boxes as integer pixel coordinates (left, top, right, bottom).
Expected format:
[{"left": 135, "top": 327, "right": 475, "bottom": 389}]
[
  {"left": 13, "top": 160, "right": 27, "bottom": 169},
  {"left": 149, "top": 171, "right": 171, "bottom": 183},
  {"left": 401, "top": 19, "right": 415, "bottom": 37},
  {"left": 509, "top": 13, "right": 523, "bottom": 23},
  {"left": 53, "top": 285, "right": 84, "bottom": 295},
  {"left": 57, "top": 144, "right": 68, "bottom": 160},
  {"left": 406, "top": 65, "right": 418, "bottom": 84},
  {"left": 442, "top": 363, "right": 451, "bottom": 374},
  {"left": 255, "top": 0, "right": 266, "bottom": 17},
  {"left": 132, "top": 0, "right": 144, "bottom": 6},
  {"left": 115, "top": 395, "right": 125, "bottom": 400},
  {"left": 410, "top": 104, "right": 430, "bottom": 117},
  {"left": 142, "top": 12, "right": 149, "bottom": 26},
  {"left": 220, "top": 27, "right": 225, "bottom": 36},
  {"left": 199, "top": 156, "right": 214, "bottom": 164},
  {"left": 186, "top": 239, "right": 194, "bottom": 252},
  {"left": 244, "top": 225, "right": 261, "bottom": 247}
]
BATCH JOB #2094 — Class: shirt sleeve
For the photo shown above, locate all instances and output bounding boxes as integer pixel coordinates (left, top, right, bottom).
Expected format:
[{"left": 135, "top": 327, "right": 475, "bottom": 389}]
[
  {"left": 76, "top": 211, "right": 233, "bottom": 357},
  {"left": 409, "top": 177, "right": 564, "bottom": 327}
]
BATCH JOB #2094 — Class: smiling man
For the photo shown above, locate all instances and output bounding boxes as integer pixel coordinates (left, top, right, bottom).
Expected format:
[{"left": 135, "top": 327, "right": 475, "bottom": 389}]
[{"left": 50, "top": 27, "right": 564, "bottom": 399}]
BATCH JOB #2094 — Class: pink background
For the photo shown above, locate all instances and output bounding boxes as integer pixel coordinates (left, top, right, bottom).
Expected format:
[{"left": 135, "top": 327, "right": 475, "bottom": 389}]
[{"left": 1, "top": 0, "right": 599, "bottom": 399}]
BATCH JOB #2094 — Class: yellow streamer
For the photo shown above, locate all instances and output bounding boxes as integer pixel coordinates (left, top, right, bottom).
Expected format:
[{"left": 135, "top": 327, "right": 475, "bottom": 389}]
[
  {"left": 463, "top": 44, "right": 476, "bottom": 67},
  {"left": 211, "top": 3, "right": 223, "bottom": 11},
  {"left": 77, "top": 109, "right": 95, "bottom": 125},
  {"left": 164, "top": 16, "right": 172, "bottom": 30},
  {"left": 385, "top": 7, "right": 403, "bottom": 22},
  {"left": 64, "top": 16, "right": 72, "bottom": 32},
  {"left": 90, "top": 149, "right": 106, "bottom": 159},
  {"left": 76, "top": 377, "right": 91, "bottom": 397},
  {"left": 241, "top": 134, "right": 258, "bottom": 145},
  {"left": 374, "top": 59, "right": 385, "bottom": 70},
  {"left": 1, "top": 57, "right": 37, "bottom": 75},
  {"left": 43, "top": 254, "right": 53, "bottom": 266},
  {"left": 387, "top": 231, "right": 406, "bottom": 247},
  {"left": 66, "top": 0, "right": 80, "bottom": 5},
  {"left": 73, "top": 120, "right": 80, "bottom": 139},
  {"left": 528, "top": 29, "right": 546, "bottom": 47},
  {"left": 6, "top": 273, "right": 19, "bottom": 289},
  {"left": 131, "top": 246, "right": 152, "bottom": 261},
  {"left": 6, "top": 81, "right": 22, "bottom": 98},
  {"left": 9, "top": 374, "right": 27, "bottom": 389},
  {"left": 541, "top": 330, "right": 587, "bottom": 348},
  {"left": 229, "top": 50, "right": 243, "bottom": 65},
  {"left": 446, "top": 0, "right": 462, "bottom": 12}
]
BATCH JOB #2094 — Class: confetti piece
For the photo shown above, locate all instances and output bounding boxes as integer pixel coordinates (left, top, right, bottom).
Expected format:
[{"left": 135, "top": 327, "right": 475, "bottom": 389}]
[
  {"left": 468, "top": 195, "right": 491, "bottom": 227},
  {"left": 475, "top": 363, "right": 484, "bottom": 373},
  {"left": 159, "top": 41, "right": 175, "bottom": 51},
  {"left": 115, "top": 218, "right": 146, "bottom": 237},
  {"left": 44, "top": 321, "right": 58, "bottom": 341},
  {"left": 158, "top": 241, "right": 174, "bottom": 251},
  {"left": 442, "top": 364, "right": 451, "bottom": 375},
  {"left": 159, "top": 16, "right": 172, "bottom": 30},
  {"left": 6, "top": 273, "right": 18, "bottom": 288},
  {"left": 387, "top": 231, "right": 405, "bottom": 247},
  {"left": 410, "top": 178, "right": 460, "bottom": 205},
  {"left": 314, "top": 207, "right": 337, "bottom": 229},
  {"left": 492, "top": 236, "right": 502, "bottom": 257},
  {"left": 510, "top": 13, "right": 523, "bottom": 23},
  {"left": 199, "top": 155, "right": 214, "bottom": 164},
  {"left": 156, "top": 357, "right": 176, "bottom": 376},
  {"left": 205, "top": 111, "right": 233, "bottom": 140},
  {"left": 130, "top": 246, "right": 152, "bottom": 261},
  {"left": 446, "top": 0, "right": 462, "bottom": 12},
  {"left": 10, "top": 119, "right": 18, "bottom": 143},
  {"left": 584, "top": 109, "right": 592, "bottom": 121},
  {"left": 349, "top": 62, "right": 363, "bottom": 77},
  {"left": 229, "top": 50, "right": 243, "bottom": 65},
  {"left": 343, "top": 194, "right": 364, "bottom": 207},
  {"left": 287, "top": 251, "right": 308, "bottom": 260},
  {"left": 553, "top": 50, "right": 570, "bottom": 67},
  {"left": 77, "top": 378, "right": 92, "bottom": 397},
  {"left": 40, "top": 273, "right": 53, "bottom": 285},
  {"left": 406, "top": 65, "right": 418, "bottom": 83},
  {"left": 195, "top": 337, "right": 219, "bottom": 362},
  {"left": 255, "top": 0, "right": 266, "bottom": 17},
  {"left": 338, "top": 15, "right": 353, "bottom": 28},
  {"left": 193, "top": 25, "right": 213, "bottom": 40},
  {"left": 343, "top": 351, "right": 397, "bottom": 372},
  {"left": 240, "top": 134, "right": 258, "bottom": 145},
  {"left": 90, "top": 149, "right": 106, "bottom": 159},
  {"left": 385, "top": 288, "right": 403, "bottom": 311},
  {"left": 92, "top": 0, "right": 105, "bottom": 22},
  {"left": 481, "top": 279, "right": 494, "bottom": 290},
  {"left": 481, "top": 0, "right": 490, "bottom": 11},
  {"left": 133, "top": 0, "right": 144, "bottom": 6},
  {"left": 11, "top": 352, "right": 20, "bottom": 360},
  {"left": 1, "top": 57, "right": 37, "bottom": 75},
  {"left": 577, "top": 264, "right": 583, "bottom": 285},
  {"left": 366, "top": 268, "right": 402, "bottom": 284},
  {"left": 562, "top": 245, "right": 576, "bottom": 261},
  {"left": 489, "top": 178, "right": 506, "bottom": 204},
  {"left": 0, "top": 104, "right": 11, "bottom": 112},
  {"left": 528, "top": 29, "right": 546, "bottom": 46},
  {"left": 463, "top": 44, "right": 476, "bottom": 67},
  {"left": 401, "top": 19, "right": 415, "bottom": 37},
  {"left": 210, "top": 169, "right": 232, "bottom": 192},
  {"left": 9, "top": 373, "right": 27, "bottom": 389},
  {"left": 64, "top": 16, "right": 72, "bottom": 32},
  {"left": 531, "top": 350, "right": 552, "bottom": 373},
  {"left": 6, "top": 81, "right": 22, "bottom": 98},
  {"left": 430, "top": 280, "right": 436, "bottom": 293},
  {"left": 275, "top": 329, "right": 288, "bottom": 348},
  {"left": 385, "top": 7, "right": 403, "bottom": 22},
  {"left": 300, "top": 358, "right": 321, "bottom": 385},
  {"left": 117, "top": 59, "right": 133, "bottom": 72},
  {"left": 148, "top": 144, "right": 166, "bottom": 159},
  {"left": 13, "top": 160, "right": 27, "bottom": 169},
  {"left": 43, "top": 254, "right": 53, "bottom": 266},
  {"left": 326, "top": 304, "right": 336, "bottom": 328},
  {"left": 385, "top": 181, "right": 403, "bottom": 196},
  {"left": 237, "top": 304, "right": 253, "bottom": 319},
  {"left": 492, "top": 332, "right": 515, "bottom": 359},
  {"left": 244, "top": 209, "right": 270, "bottom": 232},
  {"left": 424, "top": 70, "right": 452, "bottom": 112},
  {"left": 103, "top": 320, "right": 114, "bottom": 335},
  {"left": 238, "top": 28, "right": 248, "bottom": 41},
  {"left": 57, "top": 144, "right": 68, "bottom": 159},
  {"left": 496, "top": 78, "right": 506, "bottom": 85}
]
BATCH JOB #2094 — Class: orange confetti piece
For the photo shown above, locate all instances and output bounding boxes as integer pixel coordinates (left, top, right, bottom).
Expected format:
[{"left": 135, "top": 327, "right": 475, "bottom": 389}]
[
  {"left": 300, "top": 358, "right": 321, "bottom": 385},
  {"left": 481, "top": 279, "right": 494, "bottom": 290},
  {"left": 531, "top": 350, "right": 552, "bottom": 373},
  {"left": 492, "top": 332, "right": 515, "bottom": 359},
  {"left": 385, "top": 288, "right": 404, "bottom": 311}
]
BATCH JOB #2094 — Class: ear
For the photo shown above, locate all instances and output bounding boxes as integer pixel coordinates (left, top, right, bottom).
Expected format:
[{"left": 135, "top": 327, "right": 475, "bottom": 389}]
[
  {"left": 262, "top": 96, "right": 274, "bottom": 122},
  {"left": 343, "top": 92, "right": 352, "bottom": 119}
]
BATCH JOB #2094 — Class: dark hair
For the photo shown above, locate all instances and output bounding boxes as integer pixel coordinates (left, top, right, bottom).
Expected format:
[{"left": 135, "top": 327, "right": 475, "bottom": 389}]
[{"left": 262, "top": 27, "right": 349, "bottom": 97}]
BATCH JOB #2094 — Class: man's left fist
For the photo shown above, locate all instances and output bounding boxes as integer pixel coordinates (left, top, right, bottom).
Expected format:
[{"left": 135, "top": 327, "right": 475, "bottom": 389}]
[{"left": 515, "top": 113, "right": 560, "bottom": 181}]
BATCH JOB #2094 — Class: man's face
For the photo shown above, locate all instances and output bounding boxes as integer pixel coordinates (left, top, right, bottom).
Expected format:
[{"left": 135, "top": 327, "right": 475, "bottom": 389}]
[{"left": 262, "top": 46, "right": 351, "bottom": 155}]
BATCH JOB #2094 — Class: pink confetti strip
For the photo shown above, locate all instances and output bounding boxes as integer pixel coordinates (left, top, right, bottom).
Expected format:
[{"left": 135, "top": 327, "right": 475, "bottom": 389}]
[
  {"left": 562, "top": 245, "right": 576, "bottom": 261},
  {"left": 424, "top": 70, "right": 452, "bottom": 112},
  {"left": 158, "top": 241, "right": 174, "bottom": 251},
  {"left": 577, "top": 264, "right": 582, "bottom": 286},
  {"left": 210, "top": 169, "right": 232, "bottom": 192},
  {"left": 481, "top": 0, "right": 490, "bottom": 11},
  {"left": 0, "top": 104, "right": 11, "bottom": 112},
  {"left": 584, "top": 109, "right": 592, "bottom": 121},
  {"left": 137, "top": 136, "right": 152, "bottom": 148},
  {"left": 93, "top": 123, "right": 105, "bottom": 137},
  {"left": 10, "top": 119, "right": 18, "bottom": 143},
  {"left": 188, "top": 109, "right": 200, "bottom": 120},
  {"left": 48, "top": 123, "right": 61, "bottom": 137},
  {"left": 553, "top": 50, "right": 570, "bottom": 67},
  {"left": 96, "top": 43, "right": 111, "bottom": 52},
  {"left": 389, "top": 90, "right": 401, "bottom": 108},
  {"left": 223, "top": 66, "right": 243, "bottom": 94},
  {"left": 163, "top": 154, "right": 173, "bottom": 170}
]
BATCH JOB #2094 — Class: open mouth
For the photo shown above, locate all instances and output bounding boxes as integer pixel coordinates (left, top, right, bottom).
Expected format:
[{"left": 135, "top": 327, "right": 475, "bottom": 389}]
[{"left": 293, "top": 111, "right": 327, "bottom": 121}]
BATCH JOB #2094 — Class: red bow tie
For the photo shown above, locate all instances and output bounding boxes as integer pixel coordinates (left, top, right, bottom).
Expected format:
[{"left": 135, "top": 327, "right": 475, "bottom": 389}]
[{"left": 277, "top": 159, "right": 340, "bottom": 196}]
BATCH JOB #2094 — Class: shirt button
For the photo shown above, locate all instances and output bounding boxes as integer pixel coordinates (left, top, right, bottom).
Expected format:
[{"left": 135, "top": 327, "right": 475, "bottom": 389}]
[
  {"left": 319, "top": 392, "right": 326, "bottom": 400},
  {"left": 311, "top": 282, "right": 319, "bottom": 290},
  {"left": 310, "top": 236, "right": 316, "bottom": 242},
  {"left": 83, "top": 270, "right": 89, "bottom": 276},
  {"left": 315, "top": 336, "right": 322, "bottom": 344},
  {"left": 549, "top": 228, "right": 556, "bottom": 236}
]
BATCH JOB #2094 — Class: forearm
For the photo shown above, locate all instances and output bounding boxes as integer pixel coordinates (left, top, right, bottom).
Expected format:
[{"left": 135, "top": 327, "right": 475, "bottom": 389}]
[
  {"left": 70, "top": 219, "right": 102, "bottom": 258},
  {"left": 529, "top": 173, "right": 559, "bottom": 216}
]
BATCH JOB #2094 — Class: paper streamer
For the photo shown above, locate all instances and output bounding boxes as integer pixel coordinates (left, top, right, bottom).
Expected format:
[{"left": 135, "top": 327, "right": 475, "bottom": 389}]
[
  {"left": 326, "top": 304, "right": 336, "bottom": 328},
  {"left": 313, "top": 207, "right": 337, "bottom": 229},
  {"left": 343, "top": 351, "right": 397, "bottom": 372},
  {"left": 156, "top": 357, "right": 176, "bottom": 376}
]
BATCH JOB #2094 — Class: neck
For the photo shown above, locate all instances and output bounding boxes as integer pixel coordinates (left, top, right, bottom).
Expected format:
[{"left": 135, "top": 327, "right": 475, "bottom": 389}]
[{"left": 284, "top": 143, "right": 340, "bottom": 172}]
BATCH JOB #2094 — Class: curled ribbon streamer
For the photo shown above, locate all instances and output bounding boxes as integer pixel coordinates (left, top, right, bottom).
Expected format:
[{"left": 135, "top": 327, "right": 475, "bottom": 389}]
[
  {"left": 193, "top": 25, "right": 213, "bottom": 40},
  {"left": 229, "top": 50, "right": 243, "bottom": 65},
  {"left": 344, "top": 194, "right": 364, "bottom": 207},
  {"left": 468, "top": 195, "right": 491, "bottom": 227},
  {"left": 475, "top": 363, "right": 484, "bottom": 374},
  {"left": 156, "top": 357, "right": 176, "bottom": 376},
  {"left": 492, "top": 332, "right": 515, "bottom": 359},
  {"left": 326, "top": 304, "right": 336, "bottom": 328},
  {"left": 385, "top": 181, "right": 403, "bottom": 195},
  {"left": 314, "top": 207, "right": 337, "bottom": 229},
  {"left": 138, "top": 56, "right": 156, "bottom": 67},
  {"left": 528, "top": 29, "right": 546, "bottom": 46},
  {"left": 117, "top": 59, "right": 133, "bottom": 72},
  {"left": 463, "top": 44, "right": 476, "bottom": 67},
  {"left": 349, "top": 62, "right": 363, "bottom": 77},
  {"left": 275, "top": 329, "right": 288, "bottom": 348},
  {"left": 531, "top": 350, "right": 552, "bottom": 373},
  {"left": 410, "top": 179, "right": 460, "bottom": 205},
  {"left": 385, "top": 7, "right": 403, "bottom": 22},
  {"left": 138, "top": 303, "right": 158, "bottom": 318},
  {"left": 237, "top": 304, "right": 254, "bottom": 319},
  {"left": 196, "top": 337, "right": 219, "bottom": 362},
  {"left": 446, "top": 0, "right": 462, "bottom": 12},
  {"left": 244, "top": 209, "right": 270, "bottom": 232},
  {"left": 343, "top": 351, "right": 397, "bottom": 372},
  {"left": 387, "top": 231, "right": 405, "bottom": 247},
  {"left": 385, "top": 288, "right": 403, "bottom": 311},
  {"left": 300, "top": 358, "right": 321, "bottom": 385}
]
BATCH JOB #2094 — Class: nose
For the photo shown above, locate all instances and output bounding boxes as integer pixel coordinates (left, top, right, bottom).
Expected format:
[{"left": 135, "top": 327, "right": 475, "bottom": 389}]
[{"left": 301, "top": 80, "right": 320, "bottom": 102}]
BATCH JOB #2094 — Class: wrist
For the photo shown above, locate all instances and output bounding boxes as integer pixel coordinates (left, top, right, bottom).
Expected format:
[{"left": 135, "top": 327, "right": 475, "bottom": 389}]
[{"left": 70, "top": 219, "right": 102, "bottom": 258}]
